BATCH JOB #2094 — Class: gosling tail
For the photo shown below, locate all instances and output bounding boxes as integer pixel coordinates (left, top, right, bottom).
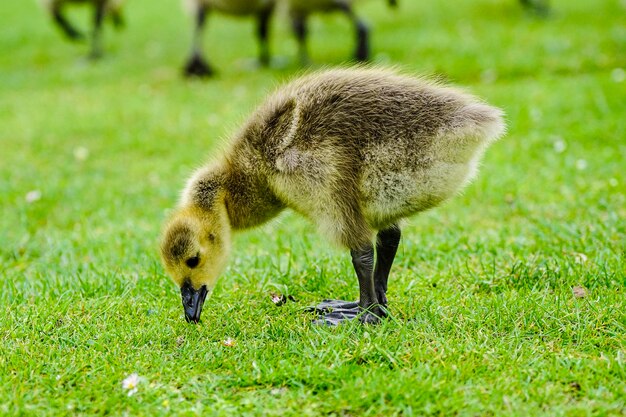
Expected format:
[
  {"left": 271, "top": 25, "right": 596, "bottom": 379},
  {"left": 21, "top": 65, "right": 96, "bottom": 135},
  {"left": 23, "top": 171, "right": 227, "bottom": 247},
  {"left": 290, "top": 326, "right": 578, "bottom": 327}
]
[{"left": 453, "top": 102, "right": 506, "bottom": 146}]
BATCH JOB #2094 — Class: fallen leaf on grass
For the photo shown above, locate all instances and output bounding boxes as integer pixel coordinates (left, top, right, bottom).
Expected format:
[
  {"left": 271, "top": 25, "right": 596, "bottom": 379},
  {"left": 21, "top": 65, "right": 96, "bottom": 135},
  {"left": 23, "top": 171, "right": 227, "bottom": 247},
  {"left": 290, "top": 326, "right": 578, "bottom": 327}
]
[
  {"left": 569, "top": 381, "right": 582, "bottom": 392},
  {"left": 572, "top": 286, "right": 588, "bottom": 298},
  {"left": 222, "top": 338, "right": 236, "bottom": 347},
  {"left": 270, "top": 293, "right": 296, "bottom": 306},
  {"left": 25, "top": 190, "right": 41, "bottom": 203},
  {"left": 573, "top": 253, "right": 588, "bottom": 264}
]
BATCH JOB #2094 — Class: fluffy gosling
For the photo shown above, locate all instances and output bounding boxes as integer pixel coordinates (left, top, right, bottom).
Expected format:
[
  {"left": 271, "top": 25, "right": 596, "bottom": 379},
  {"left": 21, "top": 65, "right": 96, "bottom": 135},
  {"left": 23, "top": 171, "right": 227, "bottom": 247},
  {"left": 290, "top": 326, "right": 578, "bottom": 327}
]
[{"left": 160, "top": 67, "right": 505, "bottom": 325}]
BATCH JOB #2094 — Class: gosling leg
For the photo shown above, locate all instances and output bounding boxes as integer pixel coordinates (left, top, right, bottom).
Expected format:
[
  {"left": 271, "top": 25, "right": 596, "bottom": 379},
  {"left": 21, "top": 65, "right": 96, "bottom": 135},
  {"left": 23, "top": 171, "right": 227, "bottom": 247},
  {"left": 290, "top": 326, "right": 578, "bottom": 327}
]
[
  {"left": 256, "top": 4, "right": 274, "bottom": 66},
  {"left": 335, "top": 1, "right": 369, "bottom": 61},
  {"left": 309, "top": 244, "right": 386, "bottom": 325},
  {"left": 89, "top": 0, "right": 106, "bottom": 59},
  {"left": 183, "top": 4, "right": 214, "bottom": 77},
  {"left": 51, "top": 2, "right": 83, "bottom": 40},
  {"left": 373, "top": 224, "right": 401, "bottom": 310},
  {"left": 352, "top": 245, "right": 383, "bottom": 324}
]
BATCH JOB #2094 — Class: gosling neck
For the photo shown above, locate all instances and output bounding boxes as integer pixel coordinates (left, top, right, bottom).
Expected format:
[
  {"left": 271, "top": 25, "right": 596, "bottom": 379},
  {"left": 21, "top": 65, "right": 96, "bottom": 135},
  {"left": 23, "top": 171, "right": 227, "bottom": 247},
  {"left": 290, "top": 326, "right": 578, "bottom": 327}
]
[
  {"left": 184, "top": 162, "right": 284, "bottom": 231},
  {"left": 222, "top": 166, "right": 285, "bottom": 230}
]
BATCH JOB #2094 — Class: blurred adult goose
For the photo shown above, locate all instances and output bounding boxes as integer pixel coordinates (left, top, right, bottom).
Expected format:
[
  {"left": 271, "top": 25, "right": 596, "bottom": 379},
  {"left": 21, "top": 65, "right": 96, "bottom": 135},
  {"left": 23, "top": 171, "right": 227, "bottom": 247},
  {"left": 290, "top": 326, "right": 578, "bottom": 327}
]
[
  {"left": 286, "top": 0, "right": 397, "bottom": 64},
  {"left": 42, "top": 0, "right": 124, "bottom": 58},
  {"left": 182, "top": 0, "right": 275, "bottom": 77}
]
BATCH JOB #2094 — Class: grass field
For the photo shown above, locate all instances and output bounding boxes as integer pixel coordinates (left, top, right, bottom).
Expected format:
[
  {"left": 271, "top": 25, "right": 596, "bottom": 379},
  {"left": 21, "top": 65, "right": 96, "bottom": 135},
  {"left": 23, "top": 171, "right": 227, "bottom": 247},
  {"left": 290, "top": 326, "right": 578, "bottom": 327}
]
[{"left": 1, "top": 0, "right": 625, "bottom": 415}]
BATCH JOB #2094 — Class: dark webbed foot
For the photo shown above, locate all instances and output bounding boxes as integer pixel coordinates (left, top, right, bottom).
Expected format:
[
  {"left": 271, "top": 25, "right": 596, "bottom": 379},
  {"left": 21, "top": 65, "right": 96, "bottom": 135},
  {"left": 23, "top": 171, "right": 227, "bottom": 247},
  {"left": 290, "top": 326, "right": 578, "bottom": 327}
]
[
  {"left": 307, "top": 225, "right": 400, "bottom": 326},
  {"left": 307, "top": 299, "right": 386, "bottom": 325},
  {"left": 308, "top": 299, "right": 359, "bottom": 312},
  {"left": 184, "top": 54, "right": 214, "bottom": 78}
]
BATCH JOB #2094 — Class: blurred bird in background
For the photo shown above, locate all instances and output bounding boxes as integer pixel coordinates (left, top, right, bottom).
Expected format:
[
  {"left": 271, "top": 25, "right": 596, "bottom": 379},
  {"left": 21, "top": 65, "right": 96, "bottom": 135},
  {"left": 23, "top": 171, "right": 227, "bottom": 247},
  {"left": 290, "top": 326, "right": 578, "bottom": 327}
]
[{"left": 41, "top": 0, "right": 125, "bottom": 59}]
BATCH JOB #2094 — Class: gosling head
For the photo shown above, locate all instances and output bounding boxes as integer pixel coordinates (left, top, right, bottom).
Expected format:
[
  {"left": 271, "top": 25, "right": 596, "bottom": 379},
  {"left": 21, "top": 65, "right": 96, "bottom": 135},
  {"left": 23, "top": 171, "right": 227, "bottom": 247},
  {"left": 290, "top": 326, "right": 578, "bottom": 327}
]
[{"left": 160, "top": 206, "right": 231, "bottom": 323}]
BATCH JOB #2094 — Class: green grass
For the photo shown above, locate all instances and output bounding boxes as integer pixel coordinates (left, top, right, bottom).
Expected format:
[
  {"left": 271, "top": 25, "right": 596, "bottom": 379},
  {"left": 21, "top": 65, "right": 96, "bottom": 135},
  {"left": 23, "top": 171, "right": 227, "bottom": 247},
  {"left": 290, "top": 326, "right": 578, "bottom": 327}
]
[{"left": 1, "top": 0, "right": 625, "bottom": 415}]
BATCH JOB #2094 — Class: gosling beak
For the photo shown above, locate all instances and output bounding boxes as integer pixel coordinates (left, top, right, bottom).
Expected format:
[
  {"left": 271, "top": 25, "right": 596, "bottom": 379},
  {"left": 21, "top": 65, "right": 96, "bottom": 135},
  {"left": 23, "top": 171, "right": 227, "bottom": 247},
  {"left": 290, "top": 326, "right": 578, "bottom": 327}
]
[{"left": 180, "top": 282, "right": 208, "bottom": 323}]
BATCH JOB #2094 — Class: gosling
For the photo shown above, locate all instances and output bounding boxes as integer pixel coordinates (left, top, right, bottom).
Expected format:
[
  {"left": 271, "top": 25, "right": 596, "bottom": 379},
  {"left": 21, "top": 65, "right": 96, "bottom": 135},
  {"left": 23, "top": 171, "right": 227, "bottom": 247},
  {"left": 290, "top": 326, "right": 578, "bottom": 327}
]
[
  {"left": 287, "top": 0, "right": 397, "bottom": 64},
  {"left": 41, "top": 0, "right": 124, "bottom": 58},
  {"left": 160, "top": 67, "right": 505, "bottom": 325},
  {"left": 182, "top": 0, "right": 275, "bottom": 77}
]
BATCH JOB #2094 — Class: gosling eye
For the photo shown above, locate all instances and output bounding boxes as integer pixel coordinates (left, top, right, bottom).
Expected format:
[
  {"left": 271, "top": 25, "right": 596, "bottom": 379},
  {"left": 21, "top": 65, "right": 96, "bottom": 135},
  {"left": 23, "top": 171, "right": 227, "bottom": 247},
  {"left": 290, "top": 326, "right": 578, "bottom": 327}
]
[
  {"left": 185, "top": 255, "right": 200, "bottom": 269},
  {"left": 208, "top": 233, "right": 215, "bottom": 242}
]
